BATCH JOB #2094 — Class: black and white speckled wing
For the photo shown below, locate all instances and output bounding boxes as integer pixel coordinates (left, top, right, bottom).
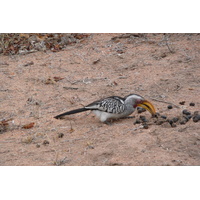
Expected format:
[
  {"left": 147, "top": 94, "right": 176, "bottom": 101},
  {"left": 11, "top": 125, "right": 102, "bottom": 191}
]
[{"left": 85, "top": 96, "right": 126, "bottom": 114}]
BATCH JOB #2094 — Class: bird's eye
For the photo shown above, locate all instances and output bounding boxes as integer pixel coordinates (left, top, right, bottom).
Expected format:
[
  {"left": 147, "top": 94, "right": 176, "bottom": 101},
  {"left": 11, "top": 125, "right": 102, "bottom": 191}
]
[
  {"left": 133, "top": 100, "right": 140, "bottom": 108},
  {"left": 134, "top": 99, "right": 143, "bottom": 107},
  {"left": 136, "top": 99, "right": 142, "bottom": 104}
]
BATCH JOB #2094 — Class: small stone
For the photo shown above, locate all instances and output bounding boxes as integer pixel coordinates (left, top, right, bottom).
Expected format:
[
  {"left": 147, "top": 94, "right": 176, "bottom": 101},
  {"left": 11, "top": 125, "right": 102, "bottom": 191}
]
[
  {"left": 193, "top": 111, "right": 199, "bottom": 116},
  {"left": 160, "top": 52, "right": 167, "bottom": 58},
  {"left": 116, "top": 49, "right": 125, "bottom": 54},
  {"left": 168, "top": 105, "right": 173, "bottom": 109},
  {"left": 36, "top": 144, "right": 40, "bottom": 148},
  {"left": 43, "top": 140, "right": 50, "bottom": 145},
  {"left": 161, "top": 122, "right": 172, "bottom": 128},
  {"left": 23, "top": 61, "right": 34, "bottom": 67},
  {"left": 182, "top": 109, "right": 191, "bottom": 115},
  {"left": 179, "top": 101, "right": 185, "bottom": 105},
  {"left": 189, "top": 102, "right": 195, "bottom": 106},
  {"left": 88, "top": 145, "right": 95, "bottom": 149},
  {"left": 156, "top": 120, "right": 165, "bottom": 125},
  {"left": 92, "top": 59, "right": 100, "bottom": 64},
  {"left": 58, "top": 133, "right": 64, "bottom": 138}
]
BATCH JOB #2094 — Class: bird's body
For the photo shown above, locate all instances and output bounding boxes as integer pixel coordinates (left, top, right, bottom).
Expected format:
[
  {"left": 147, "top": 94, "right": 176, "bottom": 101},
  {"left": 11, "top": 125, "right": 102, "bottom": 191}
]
[
  {"left": 87, "top": 96, "right": 134, "bottom": 122},
  {"left": 54, "top": 94, "right": 156, "bottom": 122}
]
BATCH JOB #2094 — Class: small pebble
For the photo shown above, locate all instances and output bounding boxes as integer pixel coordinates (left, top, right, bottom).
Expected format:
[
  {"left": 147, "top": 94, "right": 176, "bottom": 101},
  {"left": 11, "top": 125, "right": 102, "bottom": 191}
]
[
  {"left": 189, "top": 102, "right": 195, "bottom": 106},
  {"left": 156, "top": 120, "right": 165, "bottom": 125},
  {"left": 179, "top": 101, "right": 185, "bottom": 105},
  {"left": 36, "top": 144, "right": 40, "bottom": 148},
  {"left": 168, "top": 105, "right": 173, "bottom": 109},
  {"left": 58, "top": 133, "right": 64, "bottom": 138},
  {"left": 88, "top": 145, "right": 94, "bottom": 149},
  {"left": 182, "top": 109, "right": 191, "bottom": 115},
  {"left": 43, "top": 140, "right": 50, "bottom": 145},
  {"left": 161, "top": 122, "right": 171, "bottom": 128}
]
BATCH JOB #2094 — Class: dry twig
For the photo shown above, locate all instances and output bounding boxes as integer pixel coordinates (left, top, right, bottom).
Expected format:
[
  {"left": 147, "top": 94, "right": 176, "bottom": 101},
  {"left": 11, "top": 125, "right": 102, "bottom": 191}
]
[{"left": 151, "top": 98, "right": 180, "bottom": 108}]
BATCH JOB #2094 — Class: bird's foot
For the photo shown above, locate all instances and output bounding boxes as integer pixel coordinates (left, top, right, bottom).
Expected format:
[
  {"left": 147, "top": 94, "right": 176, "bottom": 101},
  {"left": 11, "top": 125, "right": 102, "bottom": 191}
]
[
  {"left": 104, "top": 121, "right": 112, "bottom": 125},
  {"left": 103, "top": 120, "right": 114, "bottom": 125}
]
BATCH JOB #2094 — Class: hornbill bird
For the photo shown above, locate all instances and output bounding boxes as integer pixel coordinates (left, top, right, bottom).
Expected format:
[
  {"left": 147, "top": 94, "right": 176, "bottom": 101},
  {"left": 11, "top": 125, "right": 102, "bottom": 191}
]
[{"left": 54, "top": 94, "right": 156, "bottom": 122}]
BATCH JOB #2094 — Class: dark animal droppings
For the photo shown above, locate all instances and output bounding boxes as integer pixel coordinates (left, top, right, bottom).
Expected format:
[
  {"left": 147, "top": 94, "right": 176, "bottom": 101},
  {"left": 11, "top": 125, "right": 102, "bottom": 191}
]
[
  {"left": 179, "top": 101, "right": 185, "bottom": 105},
  {"left": 184, "top": 115, "right": 192, "bottom": 121},
  {"left": 182, "top": 109, "right": 191, "bottom": 115},
  {"left": 161, "top": 115, "right": 167, "bottom": 119},
  {"left": 137, "top": 107, "right": 146, "bottom": 113},
  {"left": 168, "top": 120, "right": 173, "bottom": 125},
  {"left": 171, "top": 123, "right": 177, "bottom": 128},
  {"left": 168, "top": 105, "right": 173, "bottom": 109},
  {"left": 172, "top": 117, "right": 179, "bottom": 123},
  {"left": 193, "top": 115, "right": 200, "bottom": 123},
  {"left": 180, "top": 120, "right": 187, "bottom": 125},
  {"left": 139, "top": 115, "right": 148, "bottom": 122},
  {"left": 143, "top": 124, "right": 149, "bottom": 129},
  {"left": 134, "top": 119, "right": 141, "bottom": 124},
  {"left": 58, "top": 133, "right": 64, "bottom": 138}
]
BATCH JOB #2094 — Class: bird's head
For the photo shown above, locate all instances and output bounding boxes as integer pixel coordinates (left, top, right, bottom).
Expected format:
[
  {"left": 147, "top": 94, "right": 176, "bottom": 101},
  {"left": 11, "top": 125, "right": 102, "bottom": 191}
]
[{"left": 125, "top": 94, "right": 156, "bottom": 115}]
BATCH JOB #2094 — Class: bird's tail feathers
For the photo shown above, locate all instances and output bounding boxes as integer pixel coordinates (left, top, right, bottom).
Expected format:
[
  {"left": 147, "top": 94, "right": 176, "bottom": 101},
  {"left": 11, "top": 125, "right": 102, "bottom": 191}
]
[{"left": 54, "top": 107, "right": 88, "bottom": 119}]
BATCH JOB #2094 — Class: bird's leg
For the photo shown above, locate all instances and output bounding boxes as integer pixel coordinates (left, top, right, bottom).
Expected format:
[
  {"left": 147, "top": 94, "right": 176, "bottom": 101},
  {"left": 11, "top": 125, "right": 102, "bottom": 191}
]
[{"left": 122, "top": 116, "right": 135, "bottom": 119}]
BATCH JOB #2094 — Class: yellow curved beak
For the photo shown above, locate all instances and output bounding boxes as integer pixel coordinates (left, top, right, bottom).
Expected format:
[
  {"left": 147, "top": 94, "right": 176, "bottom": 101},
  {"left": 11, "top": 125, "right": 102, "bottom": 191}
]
[{"left": 137, "top": 100, "right": 156, "bottom": 115}]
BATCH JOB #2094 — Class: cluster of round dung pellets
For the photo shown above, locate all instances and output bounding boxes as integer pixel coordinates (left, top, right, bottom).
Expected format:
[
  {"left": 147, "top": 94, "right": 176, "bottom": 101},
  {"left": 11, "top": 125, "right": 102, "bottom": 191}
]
[{"left": 133, "top": 102, "right": 199, "bottom": 129}]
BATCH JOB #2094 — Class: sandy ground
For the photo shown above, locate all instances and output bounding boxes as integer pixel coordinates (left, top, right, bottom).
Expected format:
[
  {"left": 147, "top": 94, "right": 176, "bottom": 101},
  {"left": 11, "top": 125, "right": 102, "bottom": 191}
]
[{"left": 0, "top": 33, "right": 200, "bottom": 166}]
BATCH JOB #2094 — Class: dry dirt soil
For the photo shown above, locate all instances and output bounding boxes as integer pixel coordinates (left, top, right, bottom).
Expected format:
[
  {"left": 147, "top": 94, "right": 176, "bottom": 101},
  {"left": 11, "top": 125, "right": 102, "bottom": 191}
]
[{"left": 0, "top": 33, "right": 200, "bottom": 166}]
